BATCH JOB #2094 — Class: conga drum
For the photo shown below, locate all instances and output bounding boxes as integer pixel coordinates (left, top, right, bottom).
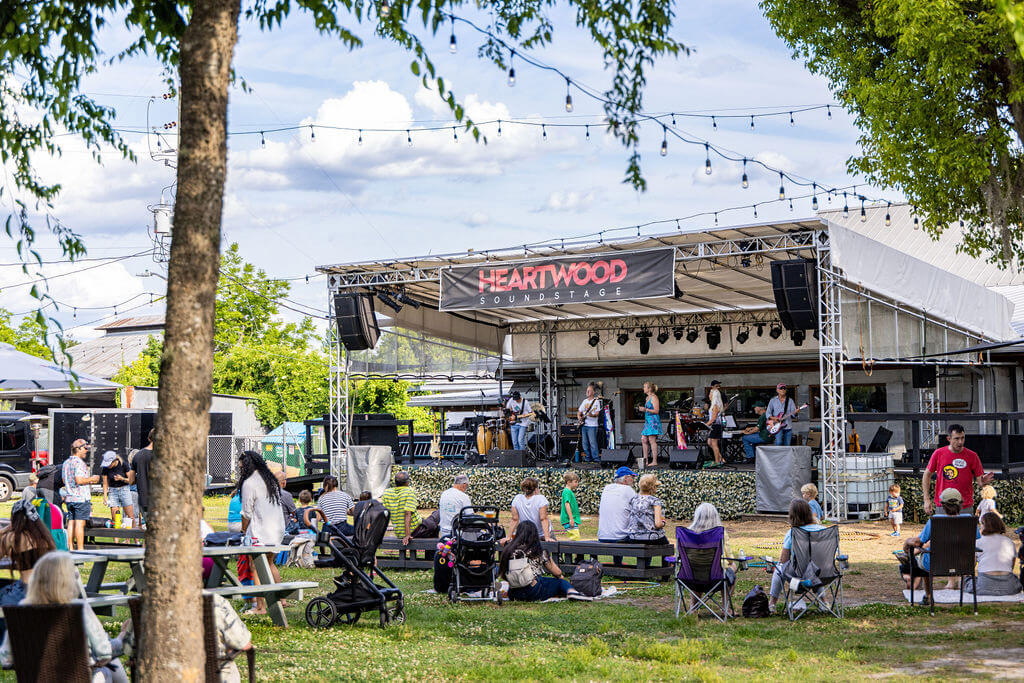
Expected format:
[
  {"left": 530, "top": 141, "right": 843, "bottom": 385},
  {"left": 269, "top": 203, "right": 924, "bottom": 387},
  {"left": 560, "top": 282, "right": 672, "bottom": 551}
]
[
  {"left": 476, "top": 424, "right": 494, "bottom": 456},
  {"left": 495, "top": 427, "right": 511, "bottom": 450}
]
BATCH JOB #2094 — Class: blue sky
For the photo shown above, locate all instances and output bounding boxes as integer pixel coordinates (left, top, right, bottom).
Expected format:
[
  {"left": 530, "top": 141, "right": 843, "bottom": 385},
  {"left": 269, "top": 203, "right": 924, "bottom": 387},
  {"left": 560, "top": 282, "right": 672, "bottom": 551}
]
[{"left": 0, "top": 1, "right": 888, "bottom": 340}]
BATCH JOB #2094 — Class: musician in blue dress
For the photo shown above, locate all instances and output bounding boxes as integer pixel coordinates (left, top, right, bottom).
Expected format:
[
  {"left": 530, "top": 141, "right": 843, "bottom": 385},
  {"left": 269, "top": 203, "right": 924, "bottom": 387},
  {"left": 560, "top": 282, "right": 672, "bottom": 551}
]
[{"left": 640, "top": 382, "right": 661, "bottom": 468}]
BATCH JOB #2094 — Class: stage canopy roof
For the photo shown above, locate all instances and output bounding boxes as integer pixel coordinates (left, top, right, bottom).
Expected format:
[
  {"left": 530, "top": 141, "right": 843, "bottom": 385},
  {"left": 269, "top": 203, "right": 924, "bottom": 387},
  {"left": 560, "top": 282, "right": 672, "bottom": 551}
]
[{"left": 318, "top": 217, "right": 1016, "bottom": 355}]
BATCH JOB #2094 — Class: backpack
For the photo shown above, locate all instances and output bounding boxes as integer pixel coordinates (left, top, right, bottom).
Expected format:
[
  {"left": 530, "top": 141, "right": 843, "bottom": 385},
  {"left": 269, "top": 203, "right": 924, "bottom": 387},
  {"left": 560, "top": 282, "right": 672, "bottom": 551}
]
[
  {"left": 569, "top": 559, "right": 603, "bottom": 597},
  {"left": 506, "top": 549, "right": 538, "bottom": 589},
  {"left": 352, "top": 499, "right": 389, "bottom": 565},
  {"left": 204, "top": 531, "right": 244, "bottom": 546},
  {"left": 741, "top": 585, "right": 771, "bottom": 618}
]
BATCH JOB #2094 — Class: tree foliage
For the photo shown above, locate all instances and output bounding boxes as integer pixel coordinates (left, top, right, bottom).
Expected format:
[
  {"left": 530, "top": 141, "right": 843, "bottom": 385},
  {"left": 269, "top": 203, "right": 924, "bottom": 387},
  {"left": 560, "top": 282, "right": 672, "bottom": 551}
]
[
  {"left": 0, "top": 307, "right": 50, "bottom": 358},
  {"left": 351, "top": 377, "right": 434, "bottom": 433},
  {"left": 761, "top": 0, "right": 1024, "bottom": 265},
  {"left": 1000, "top": 0, "right": 1024, "bottom": 58}
]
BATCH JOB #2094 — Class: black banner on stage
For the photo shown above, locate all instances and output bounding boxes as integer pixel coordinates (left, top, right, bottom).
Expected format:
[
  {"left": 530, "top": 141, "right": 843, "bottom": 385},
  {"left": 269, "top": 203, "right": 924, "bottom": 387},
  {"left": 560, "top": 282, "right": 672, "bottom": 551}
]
[{"left": 439, "top": 247, "right": 675, "bottom": 311}]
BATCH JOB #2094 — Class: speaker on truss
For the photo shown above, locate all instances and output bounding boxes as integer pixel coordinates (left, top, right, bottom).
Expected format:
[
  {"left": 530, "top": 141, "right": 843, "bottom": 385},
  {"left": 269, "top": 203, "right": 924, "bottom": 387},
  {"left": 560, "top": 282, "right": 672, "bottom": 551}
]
[
  {"left": 912, "top": 365, "right": 937, "bottom": 389},
  {"left": 770, "top": 259, "right": 818, "bottom": 331},
  {"left": 333, "top": 293, "right": 380, "bottom": 351},
  {"left": 669, "top": 447, "right": 701, "bottom": 470},
  {"left": 599, "top": 449, "right": 632, "bottom": 468}
]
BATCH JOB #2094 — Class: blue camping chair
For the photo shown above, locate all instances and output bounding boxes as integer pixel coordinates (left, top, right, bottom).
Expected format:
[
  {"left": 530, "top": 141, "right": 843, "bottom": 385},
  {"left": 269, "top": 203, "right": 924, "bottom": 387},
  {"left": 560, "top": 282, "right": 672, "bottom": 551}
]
[{"left": 673, "top": 526, "right": 731, "bottom": 621}]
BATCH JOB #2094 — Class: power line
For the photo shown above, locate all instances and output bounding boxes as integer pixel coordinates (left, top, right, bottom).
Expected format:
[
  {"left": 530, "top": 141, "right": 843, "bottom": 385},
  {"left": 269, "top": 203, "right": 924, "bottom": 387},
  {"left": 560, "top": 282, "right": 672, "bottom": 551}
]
[{"left": 1, "top": 249, "right": 156, "bottom": 290}]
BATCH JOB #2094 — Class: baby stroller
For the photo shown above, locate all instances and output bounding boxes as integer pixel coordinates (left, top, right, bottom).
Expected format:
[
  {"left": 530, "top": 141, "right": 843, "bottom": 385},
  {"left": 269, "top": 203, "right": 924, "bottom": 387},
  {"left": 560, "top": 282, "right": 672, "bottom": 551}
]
[
  {"left": 304, "top": 500, "right": 405, "bottom": 629},
  {"left": 446, "top": 507, "right": 503, "bottom": 604}
]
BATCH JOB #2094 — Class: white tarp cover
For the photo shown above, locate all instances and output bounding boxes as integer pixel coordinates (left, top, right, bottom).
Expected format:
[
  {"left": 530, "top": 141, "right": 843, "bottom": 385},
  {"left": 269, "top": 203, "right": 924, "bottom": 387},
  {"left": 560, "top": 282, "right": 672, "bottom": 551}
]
[
  {"left": 344, "top": 445, "right": 393, "bottom": 499},
  {"left": 755, "top": 446, "right": 813, "bottom": 514},
  {"left": 828, "top": 223, "right": 1016, "bottom": 340}
]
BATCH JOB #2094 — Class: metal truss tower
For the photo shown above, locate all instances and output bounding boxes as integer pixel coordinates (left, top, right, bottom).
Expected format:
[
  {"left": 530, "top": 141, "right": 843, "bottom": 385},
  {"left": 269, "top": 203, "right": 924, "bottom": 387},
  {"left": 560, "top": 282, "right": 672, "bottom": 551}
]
[{"left": 816, "top": 236, "right": 847, "bottom": 521}]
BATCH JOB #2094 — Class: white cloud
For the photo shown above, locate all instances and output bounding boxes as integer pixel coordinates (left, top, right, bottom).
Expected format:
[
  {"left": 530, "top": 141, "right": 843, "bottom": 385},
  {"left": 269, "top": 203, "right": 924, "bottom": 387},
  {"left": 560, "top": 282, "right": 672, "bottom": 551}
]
[
  {"left": 541, "top": 189, "right": 597, "bottom": 212},
  {"left": 463, "top": 211, "right": 490, "bottom": 227}
]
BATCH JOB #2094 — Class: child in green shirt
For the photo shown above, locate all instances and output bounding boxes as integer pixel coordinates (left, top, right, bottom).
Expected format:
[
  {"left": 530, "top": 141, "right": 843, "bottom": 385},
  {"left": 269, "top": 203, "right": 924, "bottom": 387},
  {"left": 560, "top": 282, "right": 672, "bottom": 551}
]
[{"left": 560, "top": 472, "right": 581, "bottom": 540}]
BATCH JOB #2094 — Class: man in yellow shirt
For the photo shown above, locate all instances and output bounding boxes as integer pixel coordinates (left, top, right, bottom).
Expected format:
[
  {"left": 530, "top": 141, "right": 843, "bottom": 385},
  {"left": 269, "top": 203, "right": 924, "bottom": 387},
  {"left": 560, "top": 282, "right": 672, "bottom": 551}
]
[{"left": 381, "top": 470, "right": 436, "bottom": 545}]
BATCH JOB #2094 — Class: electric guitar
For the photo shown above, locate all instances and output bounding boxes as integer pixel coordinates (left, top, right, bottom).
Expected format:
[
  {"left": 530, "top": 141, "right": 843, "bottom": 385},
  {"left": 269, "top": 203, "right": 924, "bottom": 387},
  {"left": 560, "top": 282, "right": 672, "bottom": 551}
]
[
  {"left": 768, "top": 403, "right": 808, "bottom": 435},
  {"left": 429, "top": 418, "right": 442, "bottom": 459}
]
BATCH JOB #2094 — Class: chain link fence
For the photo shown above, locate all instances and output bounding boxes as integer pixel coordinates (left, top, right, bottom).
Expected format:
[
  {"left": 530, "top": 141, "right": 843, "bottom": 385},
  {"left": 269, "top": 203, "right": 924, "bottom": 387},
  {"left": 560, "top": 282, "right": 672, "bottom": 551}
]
[{"left": 206, "top": 435, "right": 263, "bottom": 485}]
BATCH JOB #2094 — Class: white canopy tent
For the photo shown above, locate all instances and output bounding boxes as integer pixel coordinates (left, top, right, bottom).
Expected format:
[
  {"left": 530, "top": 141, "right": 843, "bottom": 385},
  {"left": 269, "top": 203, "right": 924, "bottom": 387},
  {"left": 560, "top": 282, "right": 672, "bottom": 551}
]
[{"left": 0, "top": 343, "right": 121, "bottom": 391}]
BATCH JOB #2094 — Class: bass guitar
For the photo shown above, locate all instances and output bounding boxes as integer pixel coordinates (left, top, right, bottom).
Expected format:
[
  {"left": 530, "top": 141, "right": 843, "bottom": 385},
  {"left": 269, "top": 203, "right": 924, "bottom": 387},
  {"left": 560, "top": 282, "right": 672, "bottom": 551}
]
[{"left": 768, "top": 403, "right": 808, "bottom": 435}]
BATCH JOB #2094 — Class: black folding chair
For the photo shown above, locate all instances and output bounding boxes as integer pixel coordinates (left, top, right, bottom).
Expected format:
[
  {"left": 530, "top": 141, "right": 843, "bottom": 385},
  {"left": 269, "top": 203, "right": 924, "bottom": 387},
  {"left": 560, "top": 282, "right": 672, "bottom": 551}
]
[
  {"left": 770, "top": 526, "right": 846, "bottom": 621},
  {"left": 910, "top": 515, "right": 978, "bottom": 616},
  {"left": 4, "top": 602, "right": 91, "bottom": 683}
]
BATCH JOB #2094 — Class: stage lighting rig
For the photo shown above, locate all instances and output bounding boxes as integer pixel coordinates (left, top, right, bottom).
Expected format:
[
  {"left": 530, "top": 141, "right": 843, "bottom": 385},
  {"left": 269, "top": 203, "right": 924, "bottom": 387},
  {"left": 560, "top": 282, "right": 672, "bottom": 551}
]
[
  {"left": 686, "top": 327, "right": 700, "bottom": 344},
  {"left": 588, "top": 331, "right": 600, "bottom": 347},
  {"left": 705, "top": 325, "right": 722, "bottom": 350},
  {"left": 736, "top": 326, "right": 750, "bottom": 345},
  {"left": 636, "top": 328, "right": 653, "bottom": 355},
  {"left": 673, "top": 326, "right": 684, "bottom": 341},
  {"left": 769, "top": 324, "right": 783, "bottom": 340},
  {"left": 375, "top": 289, "right": 402, "bottom": 312},
  {"left": 656, "top": 328, "right": 670, "bottom": 345},
  {"left": 791, "top": 329, "right": 806, "bottom": 346},
  {"left": 754, "top": 323, "right": 765, "bottom": 337},
  {"left": 394, "top": 290, "right": 420, "bottom": 309},
  {"left": 617, "top": 330, "right": 630, "bottom": 346}
]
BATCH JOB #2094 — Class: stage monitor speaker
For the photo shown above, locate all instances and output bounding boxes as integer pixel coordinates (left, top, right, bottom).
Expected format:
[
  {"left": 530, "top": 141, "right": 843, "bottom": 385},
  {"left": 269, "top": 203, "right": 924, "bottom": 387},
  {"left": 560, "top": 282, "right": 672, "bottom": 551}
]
[
  {"left": 599, "top": 448, "right": 631, "bottom": 467},
  {"left": 770, "top": 259, "right": 818, "bottom": 330},
  {"left": 487, "top": 449, "right": 528, "bottom": 467},
  {"left": 912, "top": 365, "right": 937, "bottom": 389},
  {"left": 333, "top": 293, "right": 380, "bottom": 351},
  {"left": 669, "top": 447, "right": 701, "bottom": 470}
]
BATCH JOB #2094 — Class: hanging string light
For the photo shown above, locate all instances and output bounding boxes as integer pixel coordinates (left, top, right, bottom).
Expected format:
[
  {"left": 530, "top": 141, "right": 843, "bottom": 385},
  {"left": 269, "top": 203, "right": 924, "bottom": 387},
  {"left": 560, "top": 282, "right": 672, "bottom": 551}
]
[
  {"left": 741, "top": 159, "right": 749, "bottom": 188},
  {"left": 811, "top": 183, "right": 818, "bottom": 211},
  {"left": 507, "top": 50, "right": 516, "bottom": 87},
  {"left": 750, "top": 115, "right": 755, "bottom": 129},
  {"left": 453, "top": 126, "right": 458, "bottom": 143},
  {"left": 778, "top": 172, "right": 785, "bottom": 200},
  {"left": 885, "top": 201, "right": 891, "bottom": 226},
  {"left": 406, "top": 129, "right": 412, "bottom": 146},
  {"left": 704, "top": 143, "right": 711, "bottom": 174},
  {"left": 753, "top": 204, "right": 759, "bottom": 218},
  {"left": 260, "top": 131, "right": 266, "bottom": 148},
  {"left": 497, "top": 119, "right": 502, "bottom": 137},
  {"left": 585, "top": 124, "right": 590, "bottom": 141},
  {"left": 842, "top": 192, "right": 849, "bottom": 219},
  {"left": 827, "top": 105, "right": 832, "bottom": 119},
  {"left": 541, "top": 124, "right": 547, "bottom": 140},
  {"left": 789, "top": 111, "right": 795, "bottom": 126},
  {"left": 310, "top": 125, "right": 315, "bottom": 141},
  {"left": 860, "top": 197, "right": 867, "bottom": 221},
  {"left": 712, "top": 115, "right": 717, "bottom": 131},
  {"left": 789, "top": 198, "right": 794, "bottom": 211},
  {"left": 564, "top": 78, "right": 573, "bottom": 113},
  {"left": 379, "top": 0, "right": 390, "bottom": 17},
  {"left": 714, "top": 212, "right": 719, "bottom": 226},
  {"left": 358, "top": 129, "right": 363, "bottom": 145},
  {"left": 449, "top": 16, "right": 457, "bottom": 53},
  {"left": 660, "top": 127, "right": 668, "bottom": 157}
]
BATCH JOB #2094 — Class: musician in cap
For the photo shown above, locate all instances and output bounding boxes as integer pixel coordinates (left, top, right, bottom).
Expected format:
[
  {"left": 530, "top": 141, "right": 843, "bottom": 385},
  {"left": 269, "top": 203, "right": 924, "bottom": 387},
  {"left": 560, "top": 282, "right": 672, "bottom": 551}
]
[
  {"left": 741, "top": 401, "right": 769, "bottom": 463},
  {"left": 767, "top": 383, "right": 798, "bottom": 446}
]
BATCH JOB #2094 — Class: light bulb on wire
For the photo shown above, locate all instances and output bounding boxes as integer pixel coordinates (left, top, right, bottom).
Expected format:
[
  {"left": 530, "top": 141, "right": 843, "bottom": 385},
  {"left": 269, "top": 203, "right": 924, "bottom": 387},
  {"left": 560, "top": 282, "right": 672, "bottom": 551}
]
[
  {"left": 660, "top": 128, "right": 668, "bottom": 157},
  {"left": 885, "top": 202, "right": 891, "bottom": 226},
  {"left": 541, "top": 124, "right": 547, "bottom": 141},
  {"left": 449, "top": 17, "right": 457, "bottom": 53},
  {"left": 406, "top": 129, "right": 412, "bottom": 146},
  {"left": 860, "top": 198, "right": 867, "bottom": 222},
  {"left": 704, "top": 143, "right": 712, "bottom": 175},
  {"left": 790, "top": 111, "right": 795, "bottom": 126},
  {"left": 358, "top": 129, "right": 363, "bottom": 145},
  {"left": 260, "top": 131, "right": 266, "bottom": 148},
  {"left": 310, "top": 125, "right": 315, "bottom": 141},
  {"left": 842, "top": 192, "right": 849, "bottom": 219},
  {"left": 778, "top": 172, "right": 785, "bottom": 200},
  {"left": 811, "top": 183, "right": 818, "bottom": 211},
  {"left": 507, "top": 51, "right": 516, "bottom": 87},
  {"left": 564, "top": 78, "right": 573, "bottom": 113},
  {"left": 712, "top": 115, "right": 717, "bottom": 131},
  {"left": 497, "top": 119, "right": 502, "bottom": 137},
  {"left": 379, "top": 0, "right": 390, "bottom": 17},
  {"left": 452, "top": 126, "right": 458, "bottom": 143},
  {"left": 741, "top": 159, "right": 749, "bottom": 189},
  {"left": 585, "top": 125, "right": 590, "bottom": 141},
  {"left": 827, "top": 105, "right": 832, "bottom": 119},
  {"left": 750, "top": 115, "right": 755, "bottom": 129}
]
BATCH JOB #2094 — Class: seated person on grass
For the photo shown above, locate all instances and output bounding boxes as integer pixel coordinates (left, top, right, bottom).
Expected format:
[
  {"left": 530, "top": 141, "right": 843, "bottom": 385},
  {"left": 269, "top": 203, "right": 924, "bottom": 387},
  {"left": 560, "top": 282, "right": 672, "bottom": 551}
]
[
  {"left": 964, "top": 512, "right": 1021, "bottom": 596},
  {"left": 901, "top": 487, "right": 978, "bottom": 606},
  {"left": 767, "top": 498, "right": 826, "bottom": 614},
  {"left": 498, "top": 521, "right": 578, "bottom": 602}
]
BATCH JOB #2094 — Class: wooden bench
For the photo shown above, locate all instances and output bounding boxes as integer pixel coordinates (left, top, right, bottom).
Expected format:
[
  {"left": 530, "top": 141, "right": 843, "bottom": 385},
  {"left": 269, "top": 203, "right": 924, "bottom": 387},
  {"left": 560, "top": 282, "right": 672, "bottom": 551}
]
[
  {"left": 369, "top": 537, "right": 672, "bottom": 580},
  {"left": 207, "top": 581, "right": 317, "bottom": 602}
]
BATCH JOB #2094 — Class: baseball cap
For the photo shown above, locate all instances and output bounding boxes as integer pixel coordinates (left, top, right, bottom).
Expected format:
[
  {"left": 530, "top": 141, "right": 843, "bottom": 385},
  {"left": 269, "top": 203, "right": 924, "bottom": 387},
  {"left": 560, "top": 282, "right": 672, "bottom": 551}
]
[
  {"left": 754, "top": 401, "right": 766, "bottom": 408},
  {"left": 710, "top": 380, "right": 721, "bottom": 387},
  {"left": 939, "top": 488, "right": 963, "bottom": 504},
  {"left": 71, "top": 438, "right": 90, "bottom": 449},
  {"left": 614, "top": 466, "right": 638, "bottom": 479},
  {"left": 777, "top": 383, "right": 787, "bottom": 390}
]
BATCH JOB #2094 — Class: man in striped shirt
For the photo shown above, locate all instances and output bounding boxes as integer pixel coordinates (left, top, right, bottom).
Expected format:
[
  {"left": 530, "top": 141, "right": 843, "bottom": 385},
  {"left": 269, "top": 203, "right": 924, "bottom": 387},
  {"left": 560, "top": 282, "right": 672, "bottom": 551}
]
[{"left": 381, "top": 471, "right": 430, "bottom": 545}]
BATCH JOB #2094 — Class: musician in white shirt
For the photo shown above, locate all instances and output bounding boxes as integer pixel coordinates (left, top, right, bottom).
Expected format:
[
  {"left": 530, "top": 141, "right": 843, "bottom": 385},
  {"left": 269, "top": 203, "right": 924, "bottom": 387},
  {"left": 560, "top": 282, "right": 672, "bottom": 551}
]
[
  {"left": 506, "top": 391, "right": 531, "bottom": 451},
  {"left": 767, "top": 383, "right": 798, "bottom": 446},
  {"left": 578, "top": 382, "right": 602, "bottom": 463}
]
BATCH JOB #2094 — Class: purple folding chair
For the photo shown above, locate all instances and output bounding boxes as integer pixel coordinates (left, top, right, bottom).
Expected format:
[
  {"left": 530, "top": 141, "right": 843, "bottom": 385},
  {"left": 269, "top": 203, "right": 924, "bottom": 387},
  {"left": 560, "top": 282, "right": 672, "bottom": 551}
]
[{"left": 674, "top": 526, "right": 731, "bottom": 621}]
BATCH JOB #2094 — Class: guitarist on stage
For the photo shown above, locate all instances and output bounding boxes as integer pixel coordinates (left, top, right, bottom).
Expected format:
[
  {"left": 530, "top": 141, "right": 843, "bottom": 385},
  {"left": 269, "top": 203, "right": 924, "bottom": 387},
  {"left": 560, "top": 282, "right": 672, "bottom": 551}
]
[
  {"left": 577, "top": 382, "right": 602, "bottom": 463},
  {"left": 506, "top": 391, "right": 532, "bottom": 451},
  {"left": 767, "top": 383, "right": 798, "bottom": 445}
]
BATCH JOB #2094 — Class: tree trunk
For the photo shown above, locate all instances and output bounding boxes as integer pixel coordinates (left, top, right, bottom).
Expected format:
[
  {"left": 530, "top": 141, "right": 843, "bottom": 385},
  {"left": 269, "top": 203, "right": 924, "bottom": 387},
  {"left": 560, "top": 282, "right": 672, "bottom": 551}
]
[{"left": 140, "top": 0, "right": 240, "bottom": 680}]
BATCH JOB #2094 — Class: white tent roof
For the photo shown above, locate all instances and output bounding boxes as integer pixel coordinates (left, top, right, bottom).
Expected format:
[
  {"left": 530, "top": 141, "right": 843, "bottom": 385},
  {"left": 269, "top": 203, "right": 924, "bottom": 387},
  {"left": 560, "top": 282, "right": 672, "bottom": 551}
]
[{"left": 0, "top": 343, "right": 121, "bottom": 390}]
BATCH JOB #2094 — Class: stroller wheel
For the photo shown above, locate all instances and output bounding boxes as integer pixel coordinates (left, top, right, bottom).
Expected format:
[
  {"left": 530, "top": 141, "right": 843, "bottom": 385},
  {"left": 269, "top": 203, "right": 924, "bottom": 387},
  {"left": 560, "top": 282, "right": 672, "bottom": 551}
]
[
  {"left": 305, "top": 597, "right": 337, "bottom": 629},
  {"left": 496, "top": 589, "right": 503, "bottom": 606},
  {"left": 447, "top": 587, "right": 458, "bottom": 604},
  {"left": 387, "top": 606, "right": 406, "bottom": 625}
]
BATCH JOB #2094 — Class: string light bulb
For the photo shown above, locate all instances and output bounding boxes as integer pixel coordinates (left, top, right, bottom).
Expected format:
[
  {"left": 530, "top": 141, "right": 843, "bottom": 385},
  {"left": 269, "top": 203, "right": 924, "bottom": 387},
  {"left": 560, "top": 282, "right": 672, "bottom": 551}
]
[
  {"left": 507, "top": 51, "right": 516, "bottom": 87},
  {"left": 714, "top": 212, "right": 719, "bottom": 226},
  {"left": 564, "top": 78, "right": 573, "bottom": 113},
  {"left": 778, "top": 172, "right": 785, "bottom": 200},
  {"left": 379, "top": 0, "right": 390, "bottom": 17},
  {"left": 358, "top": 129, "right": 363, "bottom": 145},
  {"left": 704, "top": 143, "right": 712, "bottom": 174},
  {"left": 660, "top": 127, "right": 668, "bottom": 157},
  {"left": 885, "top": 202, "right": 891, "bottom": 226},
  {"left": 407, "top": 129, "right": 412, "bottom": 146},
  {"left": 827, "top": 105, "right": 832, "bottom": 119},
  {"left": 712, "top": 115, "right": 717, "bottom": 131},
  {"left": 585, "top": 125, "right": 589, "bottom": 141},
  {"left": 789, "top": 198, "right": 794, "bottom": 211},
  {"left": 750, "top": 115, "right": 755, "bottom": 129},
  {"left": 741, "top": 159, "right": 749, "bottom": 189},
  {"left": 497, "top": 119, "right": 502, "bottom": 137},
  {"left": 842, "top": 192, "right": 849, "bottom": 219},
  {"left": 452, "top": 126, "right": 458, "bottom": 143},
  {"left": 789, "top": 111, "right": 795, "bottom": 126},
  {"left": 753, "top": 204, "right": 758, "bottom": 218},
  {"left": 541, "top": 124, "right": 547, "bottom": 140},
  {"left": 449, "top": 17, "right": 457, "bottom": 53},
  {"left": 260, "top": 131, "right": 266, "bottom": 148},
  {"left": 811, "top": 183, "right": 818, "bottom": 211},
  {"left": 310, "top": 125, "right": 315, "bottom": 141}
]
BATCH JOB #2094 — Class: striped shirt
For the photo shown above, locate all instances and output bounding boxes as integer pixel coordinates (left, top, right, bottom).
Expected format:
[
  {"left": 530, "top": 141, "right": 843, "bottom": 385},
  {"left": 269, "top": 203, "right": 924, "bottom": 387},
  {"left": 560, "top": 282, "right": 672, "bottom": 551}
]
[
  {"left": 317, "top": 490, "right": 353, "bottom": 525},
  {"left": 381, "top": 486, "right": 421, "bottom": 537}
]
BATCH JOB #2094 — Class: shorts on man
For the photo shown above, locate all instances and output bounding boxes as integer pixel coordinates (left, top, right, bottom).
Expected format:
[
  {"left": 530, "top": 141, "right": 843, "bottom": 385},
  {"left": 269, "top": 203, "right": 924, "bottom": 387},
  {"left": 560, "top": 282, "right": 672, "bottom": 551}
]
[{"left": 66, "top": 500, "right": 92, "bottom": 521}]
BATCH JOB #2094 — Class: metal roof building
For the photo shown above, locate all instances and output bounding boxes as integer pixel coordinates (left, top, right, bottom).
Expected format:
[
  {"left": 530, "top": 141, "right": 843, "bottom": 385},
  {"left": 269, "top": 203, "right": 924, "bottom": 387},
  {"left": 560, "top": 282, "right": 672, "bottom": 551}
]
[{"left": 67, "top": 316, "right": 164, "bottom": 379}]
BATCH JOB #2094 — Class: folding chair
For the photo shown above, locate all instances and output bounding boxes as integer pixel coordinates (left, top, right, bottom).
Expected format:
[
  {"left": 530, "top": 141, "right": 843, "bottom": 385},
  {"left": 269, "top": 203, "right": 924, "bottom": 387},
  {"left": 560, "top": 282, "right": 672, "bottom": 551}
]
[
  {"left": 909, "top": 515, "right": 978, "bottom": 616},
  {"left": 673, "top": 526, "right": 731, "bottom": 621},
  {"left": 775, "top": 526, "right": 846, "bottom": 621},
  {"left": 3, "top": 602, "right": 91, "bottom": 683}
]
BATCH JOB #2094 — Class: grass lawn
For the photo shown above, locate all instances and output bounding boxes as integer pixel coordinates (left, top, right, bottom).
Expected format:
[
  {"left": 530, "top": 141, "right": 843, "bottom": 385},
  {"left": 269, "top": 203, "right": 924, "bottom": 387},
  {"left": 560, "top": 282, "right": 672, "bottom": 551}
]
[{"left": 2, "top": 495, "right": 1023, "bottom": 681}]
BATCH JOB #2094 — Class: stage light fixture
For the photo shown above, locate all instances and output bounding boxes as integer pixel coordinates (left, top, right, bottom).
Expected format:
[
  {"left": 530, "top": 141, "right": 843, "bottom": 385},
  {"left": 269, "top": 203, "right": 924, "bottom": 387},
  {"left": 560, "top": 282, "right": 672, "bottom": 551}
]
[
  {"left": 705, "top": 325, "right": 722, "bottom": 350},
  {"left": 755, "top": 323, "right": 765, "bottom": 337},
  {"left": 769, "top": 324, "right": 783, "bottom": 340},
  {"left": 588, "top": 331, "right": 600, "bottom": 347},
  {"left": 673, "top": 326, "right": 685, "bottom": 341},
  {"left": 736, "top": 326, "right": 749, "bottom": 345},
  {"left": 636, "top": 328, "right": 653, "bottom": 355},
  {"left": 617, "top": 330, "right": 629, "bottom": 346},
  {"left": 686, "top": 327, "right": 699, "bottom": 344},
  {"left": 375, "top": 289, "right": 402, "bottom": 312},
  {"left": 791, "top": 329, "right": 806, "bottom": 346},
  {"left": 656, "top": 328, "right": 670, "bottom": 345},
  {"left": 394, "top": 290, "right": 420, "bottom": 309}
]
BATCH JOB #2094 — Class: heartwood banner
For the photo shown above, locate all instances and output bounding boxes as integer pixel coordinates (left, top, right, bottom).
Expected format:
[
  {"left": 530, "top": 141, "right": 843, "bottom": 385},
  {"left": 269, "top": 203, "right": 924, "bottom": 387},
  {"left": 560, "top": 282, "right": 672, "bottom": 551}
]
[{"left": 439, "top": 248, "right": 675, "bottom": 312}]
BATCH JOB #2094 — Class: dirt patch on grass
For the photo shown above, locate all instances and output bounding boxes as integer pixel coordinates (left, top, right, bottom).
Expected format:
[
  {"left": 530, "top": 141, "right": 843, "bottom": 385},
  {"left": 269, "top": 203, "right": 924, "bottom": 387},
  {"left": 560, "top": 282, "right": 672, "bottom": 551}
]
[{"left": 873, "top": 648, "right": 1024, "bottom": 679}]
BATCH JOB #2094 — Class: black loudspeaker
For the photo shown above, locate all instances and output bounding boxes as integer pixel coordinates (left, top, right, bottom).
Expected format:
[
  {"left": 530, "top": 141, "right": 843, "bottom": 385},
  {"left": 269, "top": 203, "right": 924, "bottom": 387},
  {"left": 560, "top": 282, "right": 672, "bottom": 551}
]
[
  {"left": 487, "top": 449, "right": 528, "bottom": 467},
  {"left": 599, "top": 448, "right": 632, "bottom": 468},
  {"left": 866, "top": 426, "right": 894, "bottom": 454},
  {"left": 334, "top": 293, "right": 380, "bottom": 351},
  {"left": 770, "top": 259, "right": 818, "bottom": 330},
  {"left": 560, "top": 436, "right": 581, "bottom": 459},
  {"left": 912, "top": 365, "right": 937, "bottom": 389},
  {"left": 669, "top": 447, "right": 701, "bottom": 470},
  {"left": 350, "top": 413, "right": 399, "bottom": 453}
]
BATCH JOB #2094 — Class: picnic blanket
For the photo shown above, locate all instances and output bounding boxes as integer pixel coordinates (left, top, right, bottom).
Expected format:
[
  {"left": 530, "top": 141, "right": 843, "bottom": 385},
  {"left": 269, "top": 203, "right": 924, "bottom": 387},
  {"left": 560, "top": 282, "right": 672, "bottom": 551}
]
[
  {"left": 542, "top": 586, "right": 619, "bottom": 602},
  {"left": 902, "top": 589, "right": 1024, "bottom": 604}
]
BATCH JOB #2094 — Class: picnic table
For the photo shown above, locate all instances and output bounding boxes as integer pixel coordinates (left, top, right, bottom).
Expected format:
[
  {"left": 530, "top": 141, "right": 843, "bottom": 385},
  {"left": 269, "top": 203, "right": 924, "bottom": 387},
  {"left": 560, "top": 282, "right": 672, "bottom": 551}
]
[{"left": 71, "top": 545, "right": 316, "bottom": 627}]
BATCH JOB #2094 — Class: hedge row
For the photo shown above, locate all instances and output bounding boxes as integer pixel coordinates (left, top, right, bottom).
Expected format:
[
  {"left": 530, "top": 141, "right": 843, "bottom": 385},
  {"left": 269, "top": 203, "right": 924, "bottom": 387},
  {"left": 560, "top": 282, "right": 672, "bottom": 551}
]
[{"left": 372, "top": 467, "right": 1023, "bottom": 524}]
